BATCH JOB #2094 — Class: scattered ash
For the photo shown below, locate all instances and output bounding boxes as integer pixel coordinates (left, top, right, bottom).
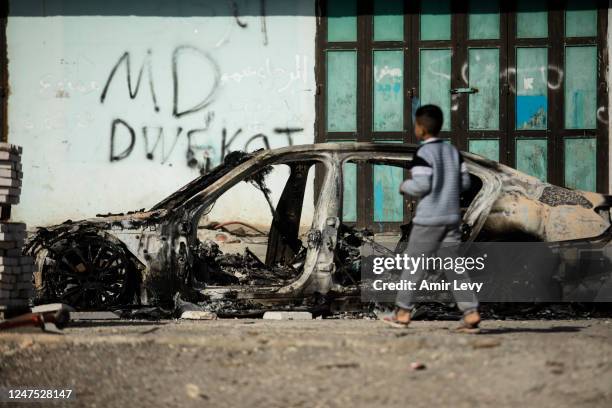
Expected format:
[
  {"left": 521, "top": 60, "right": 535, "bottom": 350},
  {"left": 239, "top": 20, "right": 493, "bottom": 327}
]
[{"left": 193, "top": 240, "right": 299, "bottom": 286}]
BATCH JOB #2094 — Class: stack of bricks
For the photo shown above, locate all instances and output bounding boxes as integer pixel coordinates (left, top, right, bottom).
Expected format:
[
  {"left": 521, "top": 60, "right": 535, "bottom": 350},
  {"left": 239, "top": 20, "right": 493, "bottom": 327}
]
[{"left": 0, "top": 143, "right": 34, "bottom": 318}]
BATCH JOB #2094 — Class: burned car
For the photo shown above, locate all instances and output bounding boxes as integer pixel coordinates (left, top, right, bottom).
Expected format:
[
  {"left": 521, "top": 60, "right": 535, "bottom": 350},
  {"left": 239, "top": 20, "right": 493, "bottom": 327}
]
[{"left": 24, "top": 143, "right": 612, "bottom": 314}]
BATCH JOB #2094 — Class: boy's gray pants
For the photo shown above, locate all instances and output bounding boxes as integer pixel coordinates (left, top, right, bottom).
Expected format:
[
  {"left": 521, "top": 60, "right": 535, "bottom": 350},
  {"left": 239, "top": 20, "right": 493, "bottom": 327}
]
[{"left": 395, "top": 223, "right": 479, "bottom": 313}]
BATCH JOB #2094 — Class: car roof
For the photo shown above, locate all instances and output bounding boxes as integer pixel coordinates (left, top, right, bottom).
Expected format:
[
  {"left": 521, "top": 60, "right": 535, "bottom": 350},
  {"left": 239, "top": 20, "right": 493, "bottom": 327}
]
[{"left": 251, "top": 142, "right": 420, "bottom": 157}]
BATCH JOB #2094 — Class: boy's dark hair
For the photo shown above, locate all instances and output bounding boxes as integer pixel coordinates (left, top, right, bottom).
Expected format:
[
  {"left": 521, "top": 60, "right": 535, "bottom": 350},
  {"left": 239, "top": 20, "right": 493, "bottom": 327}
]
[{"left": 415, "top": 104, "right": 443, "bottom": 135}]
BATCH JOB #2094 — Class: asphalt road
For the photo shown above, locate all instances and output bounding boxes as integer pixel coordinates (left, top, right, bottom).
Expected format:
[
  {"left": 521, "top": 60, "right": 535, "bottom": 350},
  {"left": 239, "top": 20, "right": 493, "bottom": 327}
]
[{"left": 1, "top": 318, "right": 611, "bottom": 407}]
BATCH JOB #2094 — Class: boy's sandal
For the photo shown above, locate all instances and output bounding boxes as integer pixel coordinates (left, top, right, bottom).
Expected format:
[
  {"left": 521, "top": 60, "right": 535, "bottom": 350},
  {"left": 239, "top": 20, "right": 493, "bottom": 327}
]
[
  {"left": 454, "top": 311, "right": 481, "bottom": 334},
  {"left": 381, "top": 309, "right": 411, "bottom": 328}
]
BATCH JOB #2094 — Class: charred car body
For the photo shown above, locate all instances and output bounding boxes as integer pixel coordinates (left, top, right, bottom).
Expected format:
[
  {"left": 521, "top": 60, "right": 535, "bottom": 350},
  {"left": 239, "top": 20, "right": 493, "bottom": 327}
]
[{"left": 24, "top": 143, "right": 612, "bottom": 314}]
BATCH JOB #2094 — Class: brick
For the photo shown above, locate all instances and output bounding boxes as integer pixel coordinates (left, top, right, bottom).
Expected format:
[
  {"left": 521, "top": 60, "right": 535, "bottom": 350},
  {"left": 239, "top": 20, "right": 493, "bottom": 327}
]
[
  {"left": 0, "top": 163, "right": 22, "bottom": 172},
  {"left": 2, "top": 298, "right": 29, "bottom": 307},
  {"left": 0, "top": 143, "right": 23, "bottom": 155},
  {"left": 0, "top": 177, "right": 21, "bottom": 188},
  {"left": 0, "top": 273, "right": 17, "bottom": 283},
  {"left": 18, "top": 289, "right": 33, "bottom": 299},
  {"left": 0, "top": 195, "right": 20, "bottom": 205},
  {"left": 19, "top": 256, "right": 33, "bottom": 265},
  {"left": 0, "top": 222, "right": 26, "bottom": 232},
  {"left": 0, "top": 231, "right": 26, "bottom": 241},
  {"left": 20, "top": 264, "right": 35, "bottom": 274},
  {"left": 0, "top": 248, "right": 23, "bottom": 257},
  {"left": 0, "top": 168, "right": 21, "bottom": 179},
  {"left": 0, "top": 187, "right": 21, "bottom": 196},
  {"left": 0, "top": 281, "right": 14, "bottom": 290},
  {"left": 262, "top": 311, "right": 313, "bottom": 320},
  {"left": 180, "top": 311, "right": 218, "bottom": 320},
  {"left": 0, "top": 257, "right": 19, "bottom": 266},
  {"left": 16, "top": 282, "right": 32, "bottom": 290},
  {"left": 0, "top": 151, "right": 20, "bottom": 162},
  {"left": 0, "top": 240, "right": 24, "bottom": 250},
  {"left": 18, "top": 273, "right": 33, "bottom": 282},
  {"left": 0, "top": 264, "right": 21, "bottom": 273}
]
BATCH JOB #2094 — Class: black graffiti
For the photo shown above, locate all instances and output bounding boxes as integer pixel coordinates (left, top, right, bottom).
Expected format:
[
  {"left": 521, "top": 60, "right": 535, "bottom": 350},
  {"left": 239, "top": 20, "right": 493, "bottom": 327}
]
[
  {"left": 142, "top": 126, "right": 183, "bottom": 164},
  {"left": 260, "top": 0, "right": 268, "bottom": 46},
  {"left": 101, "top": 46, "right": 220, "bottom": 119},
  {"left": 244, "top": 133, "right": 271, "bottom": 151},
  {"left": 172, "top": 46, "right": 221, "bottom": 118},
  {"left": 232, "top": 1, "right": 248, "bottom": 28},
  {"left": 221, "top": 128, "right": 243, "bottom": 160},
  {"left": 100, "top": 50, "right": 160, "bottom": 112},
  {"left": 110, "top": 119, "right": 136, "bottom": 161},
  {"left": 273, "top": 127, "right": 302, "bottom": 146},
  {"left": 109, "top": 124, "right": 302, "bottom": 173}
]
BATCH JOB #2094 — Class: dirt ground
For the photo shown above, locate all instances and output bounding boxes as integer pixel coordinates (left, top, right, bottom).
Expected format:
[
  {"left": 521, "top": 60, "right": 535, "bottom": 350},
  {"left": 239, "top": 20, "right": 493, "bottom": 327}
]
[{"left": 1, "top": 318, "right": 611, "bottom": 408}]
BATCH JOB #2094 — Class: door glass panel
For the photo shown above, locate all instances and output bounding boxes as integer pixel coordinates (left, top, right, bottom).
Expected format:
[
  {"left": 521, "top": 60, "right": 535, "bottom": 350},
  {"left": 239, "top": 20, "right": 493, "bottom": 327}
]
[
  {"left": 374, "top": 0, "right": 404, "bottom": 41},
  {"left": 326, "top": 51, "right": 357, "bottom": 132},
  {"left": 469, "top": 139, "right": 499, "bottom": 161},
  {"left": 373, "top": 50, "right": 404, "bottom": 132},
  {"left": 516, "top": 48, "right": 548, "bottom": 130},
  {"left": 342, "top": 161, "right": 357, "bottom": 222},
  {"left": 564, "top": 46, "right": 597, "bottom": 129},
  {"left": 564, "top": 138, "right": 596, "bottom": 191},
  {"left": 373, "top": 164, "right": 403, "bottom": 222},
  {"left": 468, "top": 0, "right": 500, "bottom": 40},
  {"left": 420, "top": 49, "right": 451, "bottom": 131},
  {"left": 566, "top": 0, "right": 597, "bottom": 37},
  {"left": 517, "top": 0, "right": 548, "bottom": 38},
  {"left": 327, "top": 0, "right": 357, "bottom": 42},
  {"left": 516, "top": 138, "right": 547, "bottom": 181},
  {"left": 420, "top": 0, "right": 451, "bottom": 41},
  {"left": 469, "top": 48, "right": 500, "bottom": 130}
]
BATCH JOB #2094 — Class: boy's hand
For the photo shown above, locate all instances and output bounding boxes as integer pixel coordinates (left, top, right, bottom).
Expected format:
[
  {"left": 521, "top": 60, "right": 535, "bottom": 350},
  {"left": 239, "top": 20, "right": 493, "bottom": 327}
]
[{"left": 399, "top": 171, "right": 412, "bottom": 195}]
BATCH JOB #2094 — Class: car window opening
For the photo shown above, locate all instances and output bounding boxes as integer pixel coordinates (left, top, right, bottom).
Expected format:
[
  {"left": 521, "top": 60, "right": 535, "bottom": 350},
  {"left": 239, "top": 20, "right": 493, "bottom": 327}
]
[{"left": 194, "top": 161, "right": 323, "bottom": 287}]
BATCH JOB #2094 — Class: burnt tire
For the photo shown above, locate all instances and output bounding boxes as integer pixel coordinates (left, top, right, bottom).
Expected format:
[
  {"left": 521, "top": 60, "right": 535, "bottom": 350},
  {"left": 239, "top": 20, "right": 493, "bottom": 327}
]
[{"left": 37, "top": 235, "right": 139, "bottom": 310}]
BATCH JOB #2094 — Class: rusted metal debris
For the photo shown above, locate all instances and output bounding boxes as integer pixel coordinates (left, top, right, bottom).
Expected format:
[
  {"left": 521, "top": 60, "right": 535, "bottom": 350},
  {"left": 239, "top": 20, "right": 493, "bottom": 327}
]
[
  {"left": 20, "top": 143, "right": 612, "bottom": 317},
  {"left": 0, "top": 303, "right": 73, "bottom": 333}
]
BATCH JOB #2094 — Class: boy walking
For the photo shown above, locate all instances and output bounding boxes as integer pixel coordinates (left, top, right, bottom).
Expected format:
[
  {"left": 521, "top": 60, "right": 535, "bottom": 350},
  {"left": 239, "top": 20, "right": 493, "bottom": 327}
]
[{"left": 383, "top": 104, "right": 481, "bottom": 332}]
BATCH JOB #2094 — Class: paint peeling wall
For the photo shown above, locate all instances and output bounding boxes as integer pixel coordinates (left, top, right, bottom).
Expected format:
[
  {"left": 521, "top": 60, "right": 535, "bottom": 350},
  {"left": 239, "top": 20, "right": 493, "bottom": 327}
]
[{"left": 7, "top": 0, "right": 316, "bottom": 227}]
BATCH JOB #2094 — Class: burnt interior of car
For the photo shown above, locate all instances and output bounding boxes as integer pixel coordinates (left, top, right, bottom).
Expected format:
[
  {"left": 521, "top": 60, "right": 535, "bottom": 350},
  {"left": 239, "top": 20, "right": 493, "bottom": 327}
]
[{"left": 192, "top": 161, "right": 322, "bottom": 287}]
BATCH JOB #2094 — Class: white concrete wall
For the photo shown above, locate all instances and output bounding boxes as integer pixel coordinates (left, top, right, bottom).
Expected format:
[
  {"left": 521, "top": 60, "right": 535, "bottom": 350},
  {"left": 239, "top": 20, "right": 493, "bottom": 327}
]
[{"left": 7, "top": 1, "right": 316, "bottom": 226}]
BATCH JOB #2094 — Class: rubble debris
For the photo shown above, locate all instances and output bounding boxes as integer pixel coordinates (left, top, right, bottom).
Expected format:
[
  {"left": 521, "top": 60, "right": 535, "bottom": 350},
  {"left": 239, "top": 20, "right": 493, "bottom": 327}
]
[
  {"left": 173, "top": 293, "right": 221, "bottom": 320},
  {"left": 545, "top": 360, "right": 565, "bottom": 375},
  {"left": 194, "top": 240, "right": 299, "bottom": 286},
  {"left": 185, "top": 383, "right": 208, "bottom": 400},
  {"left": 263, "top": 311, "right": 312, "bottom": 320},
  {"left": 118, "top": 307, "right": 173, "bottom": 320},
  {"left": 180, "top": 311, "right": 217, "bottom": 320},
  {"left": 470, "top": 339, "right": 501, "bottom": 349},
  {"left": 0, "top": 303, "right": 73, "bottom": 333},
  {"left": 410, "top": 362, "right": 427, "bottom": 371}
]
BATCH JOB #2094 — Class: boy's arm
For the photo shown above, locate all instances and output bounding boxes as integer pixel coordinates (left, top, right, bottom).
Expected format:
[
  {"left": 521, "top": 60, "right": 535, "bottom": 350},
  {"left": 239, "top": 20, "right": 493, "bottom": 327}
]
[
  {"left": 460, "top": 157, "right": 471, "bottom": 192},
  {"left": 400, "top": 154, "right": 432, "bottom": 197}
]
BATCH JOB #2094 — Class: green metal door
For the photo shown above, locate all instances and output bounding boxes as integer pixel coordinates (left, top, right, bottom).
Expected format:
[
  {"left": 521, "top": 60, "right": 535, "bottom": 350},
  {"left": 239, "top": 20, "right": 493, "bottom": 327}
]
[{"left": 318, "top": 0, "right": 608, "bottom": 231}]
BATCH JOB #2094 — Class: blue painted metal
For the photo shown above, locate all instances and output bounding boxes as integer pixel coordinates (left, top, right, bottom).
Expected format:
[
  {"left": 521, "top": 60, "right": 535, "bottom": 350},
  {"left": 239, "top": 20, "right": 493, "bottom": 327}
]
[
  {"left": 373, "top": 164, "right": 403, "bottom": 222},
  {"left": 516, "top": 95, "right": 547, "bottom": 130}
]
